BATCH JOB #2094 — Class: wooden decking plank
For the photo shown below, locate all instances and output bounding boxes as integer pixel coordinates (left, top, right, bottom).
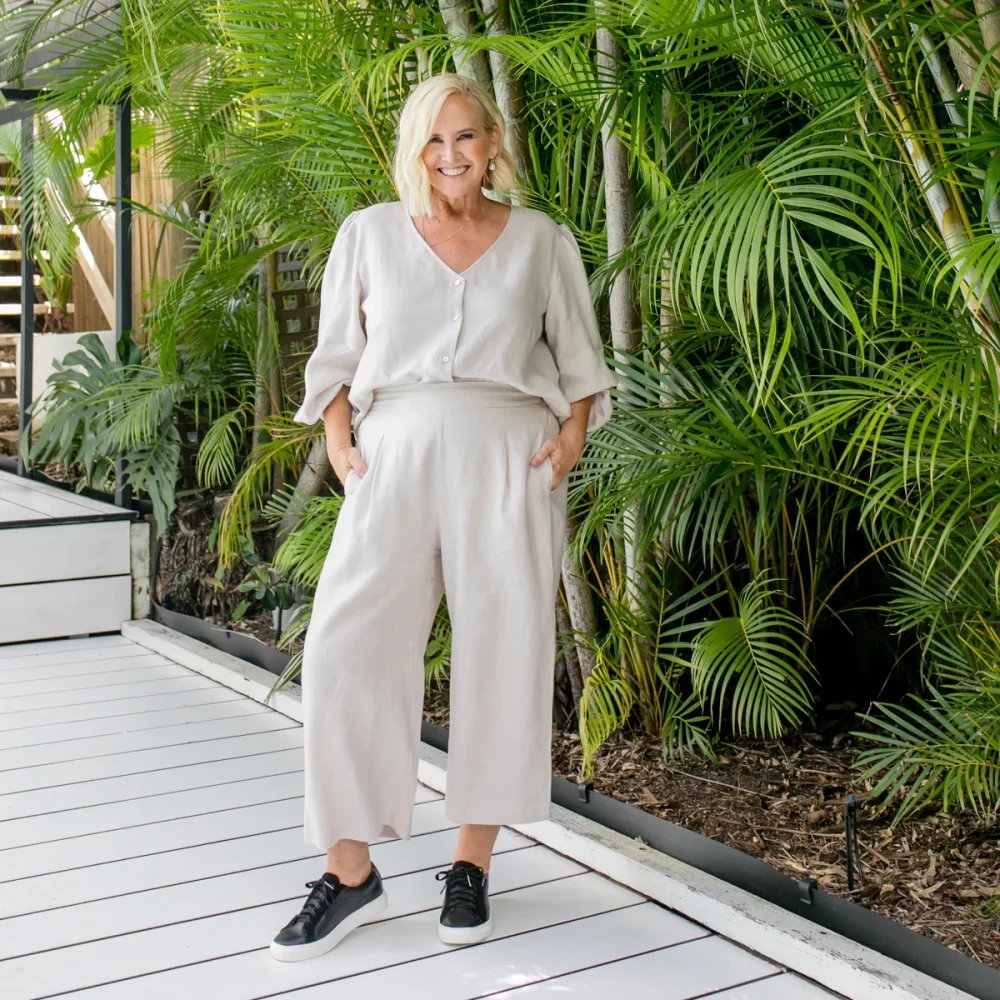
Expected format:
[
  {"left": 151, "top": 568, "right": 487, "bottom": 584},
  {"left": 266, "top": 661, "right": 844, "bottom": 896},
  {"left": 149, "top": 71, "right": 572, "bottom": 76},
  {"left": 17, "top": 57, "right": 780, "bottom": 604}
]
[
  {"left": 0, "top": 748, "right": 304, "bottom": 822},
  {"left": 0, "top": 797, "right": 457, "bottom": 918},
  {"left": 0, "top": 844, "right": 585, "bottom": 999},
  {"left": 0, "top": 484, "right": 119, "bottom": 519},
  {"left": 0, "top": 646, "right": 173, "bottom": 683},
  {"left": 3, "top": 661, "right": 193, "bottom": 698},
  {"left": 271, "top": 908, "right": 720, "bottom": 1000},
  {"left": 0, "top": 727, "right": 304, "bottom": 796},
  {"left": 18, "top": 874, "right": 654, "bottom": 1000},
  {"left": 709, "top": 973, "right": 843, "bottom": 998},
  {"left": 0, "top": 674, "right": 224, "bottom": 714},
  {"left": 0, "top": 497, "right": 45, "bottom": 522},
  {"left": 0, "top": 472, "right": 129, "bottom": 518},
  {"left": 0, "top": 690, "right": 251, "bottom": 745},
  {"left": 0, "top": 634, "right": 132, "bottom": 660},
  {"left": 0, "top": 709, "right": 298, "bottom": 772},
  {"left": 3, "top": 796, "right": 312, "bottom": 881},
  {"left": 0, "top": 771, "right": 309, "bottom": 850},
  {"left": 0, "top": 775, "right": 437, "bottom": 883},
  {"left": 483, "top": 934, "right": 780, "bottom": 999},
  {"left": 0, "top": 827, "right": 526, "bottom": 963}
]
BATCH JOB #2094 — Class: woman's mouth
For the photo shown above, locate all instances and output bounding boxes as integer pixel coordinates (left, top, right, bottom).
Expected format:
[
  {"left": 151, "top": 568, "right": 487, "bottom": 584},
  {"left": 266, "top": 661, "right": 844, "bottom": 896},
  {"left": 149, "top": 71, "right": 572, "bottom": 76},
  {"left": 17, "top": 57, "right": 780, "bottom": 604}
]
[{"left": 439, "top": 166, "right": 470, "bottom": 177}]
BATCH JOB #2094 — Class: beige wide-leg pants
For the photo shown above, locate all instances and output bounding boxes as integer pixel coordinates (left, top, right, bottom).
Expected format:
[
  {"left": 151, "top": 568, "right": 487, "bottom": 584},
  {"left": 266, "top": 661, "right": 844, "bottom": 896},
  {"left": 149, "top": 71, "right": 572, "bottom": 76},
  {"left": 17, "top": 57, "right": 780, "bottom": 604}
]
[{"left": 301, "top": 380, "right": 569, "bottom": 850}]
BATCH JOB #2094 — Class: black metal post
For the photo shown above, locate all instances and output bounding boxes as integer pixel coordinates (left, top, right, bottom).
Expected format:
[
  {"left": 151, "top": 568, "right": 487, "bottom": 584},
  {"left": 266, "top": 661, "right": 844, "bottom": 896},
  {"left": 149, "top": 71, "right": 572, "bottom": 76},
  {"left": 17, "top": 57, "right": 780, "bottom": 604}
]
[
  {"left": 16, "top": 112, "right": 34, "bottom": 477},
  {"left": 114, "top": 89, "right": 133, "bottom": 507}
]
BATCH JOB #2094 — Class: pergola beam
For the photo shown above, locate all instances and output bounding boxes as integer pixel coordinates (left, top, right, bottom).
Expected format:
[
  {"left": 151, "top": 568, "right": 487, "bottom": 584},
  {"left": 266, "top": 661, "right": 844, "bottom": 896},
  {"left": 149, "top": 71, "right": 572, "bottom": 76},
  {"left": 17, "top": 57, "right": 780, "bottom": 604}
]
[{"left": 1, "top": 0, "right": 131, "bottom": 504}]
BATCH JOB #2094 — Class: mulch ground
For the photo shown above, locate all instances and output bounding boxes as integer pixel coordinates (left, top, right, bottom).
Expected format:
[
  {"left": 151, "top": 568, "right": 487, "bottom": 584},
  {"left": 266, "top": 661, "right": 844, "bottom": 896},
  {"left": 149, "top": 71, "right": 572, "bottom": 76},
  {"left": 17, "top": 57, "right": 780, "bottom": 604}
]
[{"left": 424, "top": 685, "right": 1000, "bottom": 969}]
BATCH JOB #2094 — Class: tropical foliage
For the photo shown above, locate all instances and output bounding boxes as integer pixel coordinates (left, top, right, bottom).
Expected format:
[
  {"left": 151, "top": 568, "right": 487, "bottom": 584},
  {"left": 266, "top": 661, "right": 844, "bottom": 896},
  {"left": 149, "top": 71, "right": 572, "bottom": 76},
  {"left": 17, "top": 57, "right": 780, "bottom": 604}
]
[{"left": 7, "top": 0, "right": 1000, "bottom": 826}]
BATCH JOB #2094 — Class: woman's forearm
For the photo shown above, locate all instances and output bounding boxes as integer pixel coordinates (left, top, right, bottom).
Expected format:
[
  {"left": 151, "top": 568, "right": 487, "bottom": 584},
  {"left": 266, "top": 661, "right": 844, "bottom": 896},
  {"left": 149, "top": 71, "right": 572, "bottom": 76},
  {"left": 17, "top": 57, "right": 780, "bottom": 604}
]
[
  {"left": 560, "top": 395, "right": 593, "bottom": 444},
  {"left": 322, "top": 385, "right": 354, "bottom": 463}
]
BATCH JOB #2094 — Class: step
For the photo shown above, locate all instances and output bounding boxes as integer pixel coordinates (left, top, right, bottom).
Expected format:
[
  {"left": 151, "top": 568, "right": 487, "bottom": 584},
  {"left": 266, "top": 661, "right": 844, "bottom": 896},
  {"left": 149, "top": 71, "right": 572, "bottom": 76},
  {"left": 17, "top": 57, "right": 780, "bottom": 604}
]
[
  {"left": 0, "top": 225, "right": 17, "bottom": 236},
  {"left": 0, "top": 195, "right": 20, "bottom": 208},
  {"left": 0, "top": 335, "right": 17, "bottom": 347},
  {"left": 0, "top": 249, "right": 51, "bottom": 261},
  {"left": 0, "top": 303, "right": 74, "bottom": 316},
  {"left": 0, "top": 399, "right": 17, "bottom": 414},
  {"left": 0, "top": 275, "right": 40, "bottom": 288}
]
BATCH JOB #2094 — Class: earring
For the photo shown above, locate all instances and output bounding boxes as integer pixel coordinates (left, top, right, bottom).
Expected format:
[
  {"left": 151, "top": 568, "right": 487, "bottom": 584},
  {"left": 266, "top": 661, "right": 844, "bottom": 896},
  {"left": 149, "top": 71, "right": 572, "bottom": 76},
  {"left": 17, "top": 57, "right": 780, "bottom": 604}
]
[{"left": 488, "top": 159, "right": 495, "bottom": 171}]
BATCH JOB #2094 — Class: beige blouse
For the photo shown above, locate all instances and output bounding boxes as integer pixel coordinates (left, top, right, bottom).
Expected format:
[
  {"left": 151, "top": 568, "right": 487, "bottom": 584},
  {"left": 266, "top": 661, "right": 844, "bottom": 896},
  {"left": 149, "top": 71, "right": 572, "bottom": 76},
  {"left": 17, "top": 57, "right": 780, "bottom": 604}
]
[{"left": 293, "top": 200, "right": 618, "bottom": 433}]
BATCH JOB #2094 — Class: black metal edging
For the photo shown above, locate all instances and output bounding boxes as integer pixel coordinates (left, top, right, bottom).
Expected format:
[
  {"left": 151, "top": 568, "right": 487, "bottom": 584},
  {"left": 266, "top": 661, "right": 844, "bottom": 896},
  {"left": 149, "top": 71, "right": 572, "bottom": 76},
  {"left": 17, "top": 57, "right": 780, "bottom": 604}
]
[
  {"left": 151, "top": 610, "right": 1000, "bottom": 999},
  {"left": 152, "top": 600, "right": 291, "bottom": 676}
]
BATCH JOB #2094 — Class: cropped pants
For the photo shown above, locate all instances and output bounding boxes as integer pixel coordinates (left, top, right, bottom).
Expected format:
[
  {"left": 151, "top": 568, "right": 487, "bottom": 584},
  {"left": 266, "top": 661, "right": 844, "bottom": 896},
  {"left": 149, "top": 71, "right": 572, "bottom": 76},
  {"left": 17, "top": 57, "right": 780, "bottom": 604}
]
[{"left": 301, "top": 380, "right": 569, "bottom": 850}]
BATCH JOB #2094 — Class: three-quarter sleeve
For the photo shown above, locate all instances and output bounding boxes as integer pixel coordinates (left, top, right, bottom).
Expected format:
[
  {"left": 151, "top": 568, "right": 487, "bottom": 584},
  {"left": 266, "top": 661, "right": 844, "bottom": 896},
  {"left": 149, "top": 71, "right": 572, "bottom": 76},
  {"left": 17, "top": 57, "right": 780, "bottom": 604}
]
[
  {"left": 293, "top": 210, "right": 365, "bottom": 425},
  {"left": 544, "top": 223, "right": 618, "bottom": 431}
]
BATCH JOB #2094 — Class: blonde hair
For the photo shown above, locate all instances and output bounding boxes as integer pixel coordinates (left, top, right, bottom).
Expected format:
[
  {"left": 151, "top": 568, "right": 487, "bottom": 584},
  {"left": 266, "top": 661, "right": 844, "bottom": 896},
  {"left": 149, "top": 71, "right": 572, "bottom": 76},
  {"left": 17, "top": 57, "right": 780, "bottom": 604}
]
[{"left": 393, "top": 73, "right": 518, "bottom": 218}]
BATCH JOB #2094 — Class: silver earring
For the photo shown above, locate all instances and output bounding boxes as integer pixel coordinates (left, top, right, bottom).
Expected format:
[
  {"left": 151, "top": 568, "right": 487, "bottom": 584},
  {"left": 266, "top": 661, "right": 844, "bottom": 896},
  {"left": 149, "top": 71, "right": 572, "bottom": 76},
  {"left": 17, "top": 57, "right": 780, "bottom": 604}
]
[{"left": 488, "top": 159, "right": 495, "bottom": 171}]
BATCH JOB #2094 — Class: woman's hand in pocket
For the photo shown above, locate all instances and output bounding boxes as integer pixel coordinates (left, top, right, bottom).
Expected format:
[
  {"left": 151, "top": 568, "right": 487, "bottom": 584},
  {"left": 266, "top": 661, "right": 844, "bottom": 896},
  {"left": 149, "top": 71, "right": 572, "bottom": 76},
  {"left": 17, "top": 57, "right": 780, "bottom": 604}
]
[
  {"left": 530, "top": 426, "right": 585, "bottom": 490},
  {"left": 328, "top": 442, "right": 367, "bottom": 488}
]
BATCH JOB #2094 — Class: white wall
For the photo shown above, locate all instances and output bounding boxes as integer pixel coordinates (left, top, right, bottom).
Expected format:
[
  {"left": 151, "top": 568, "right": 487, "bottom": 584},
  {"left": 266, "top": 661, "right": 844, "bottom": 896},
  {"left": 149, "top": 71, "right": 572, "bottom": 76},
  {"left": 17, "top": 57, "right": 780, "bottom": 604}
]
[{"left": 16, "top": 330, "right": 117, "bottom": 428}]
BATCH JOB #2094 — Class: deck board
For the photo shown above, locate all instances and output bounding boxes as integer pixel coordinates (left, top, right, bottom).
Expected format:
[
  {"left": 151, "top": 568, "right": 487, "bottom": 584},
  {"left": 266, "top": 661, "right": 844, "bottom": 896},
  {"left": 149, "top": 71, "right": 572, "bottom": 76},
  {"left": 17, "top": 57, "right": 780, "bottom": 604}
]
[
  {"left": 0, "top": 635, "right": 845, "bottom": 999},
  {"left": 0, "top": 472, "right": 135, "bottom": 521}
]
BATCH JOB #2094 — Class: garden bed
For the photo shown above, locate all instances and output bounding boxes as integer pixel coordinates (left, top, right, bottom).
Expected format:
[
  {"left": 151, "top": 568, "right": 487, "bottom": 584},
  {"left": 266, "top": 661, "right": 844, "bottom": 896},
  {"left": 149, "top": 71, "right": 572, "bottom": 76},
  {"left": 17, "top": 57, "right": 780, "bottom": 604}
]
[{"left": 426, "top": 684, "right": 1000, "bottom": 969}]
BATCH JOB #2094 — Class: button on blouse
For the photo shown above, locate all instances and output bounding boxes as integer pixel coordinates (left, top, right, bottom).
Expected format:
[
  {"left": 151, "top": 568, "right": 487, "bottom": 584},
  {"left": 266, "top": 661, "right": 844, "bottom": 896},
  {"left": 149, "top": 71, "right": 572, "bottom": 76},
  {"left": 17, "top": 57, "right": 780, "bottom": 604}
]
[{"left": 293, "top": 200, "right": 618, "bottom": 432}]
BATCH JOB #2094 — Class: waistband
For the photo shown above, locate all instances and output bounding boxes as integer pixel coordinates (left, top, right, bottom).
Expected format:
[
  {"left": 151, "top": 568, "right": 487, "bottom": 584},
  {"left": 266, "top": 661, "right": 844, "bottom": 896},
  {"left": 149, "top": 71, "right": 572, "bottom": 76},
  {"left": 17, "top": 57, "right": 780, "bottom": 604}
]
[{"left": 367, "top": 380, "right": 545, "bottom": 414}]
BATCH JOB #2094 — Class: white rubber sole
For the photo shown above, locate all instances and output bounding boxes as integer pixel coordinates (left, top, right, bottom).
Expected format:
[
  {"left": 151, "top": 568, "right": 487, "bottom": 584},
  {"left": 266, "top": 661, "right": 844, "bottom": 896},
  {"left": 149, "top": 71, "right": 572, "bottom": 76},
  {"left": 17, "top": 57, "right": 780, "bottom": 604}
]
[
  {"left": 269, "top": 890, "right": 388, "bottom": 963},
  {"left": 438, "top": 914, "right": 493, "bottom": 946}
]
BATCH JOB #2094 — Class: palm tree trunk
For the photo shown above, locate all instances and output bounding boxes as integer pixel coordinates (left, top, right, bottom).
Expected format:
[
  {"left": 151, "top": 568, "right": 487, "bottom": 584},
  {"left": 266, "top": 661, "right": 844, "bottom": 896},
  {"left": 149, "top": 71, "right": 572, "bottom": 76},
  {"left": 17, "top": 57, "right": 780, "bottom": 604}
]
[
  {"left": 930, "top": 0, "right": 992, "bottom": 94},
  {"left": 555, "top": 594, "right": 584, "bottom": 712},
  {"left": 977, "top": 0, "right": 1000, "bottom": 58},
  {"left": 480, "top": 0, "right": 530, "bottom": 192},
  {"left": 561, "top": 513, "right": 598, "bottom": 695},
  {"left": 848, "top": 4, "right": 999, "bottom": 331},
  {"left": 252, "top": 247, "right": 282, "bottom": 463},
  {"left": 911, "top": 19, "right": 1000, "bottom": 227},
  {"left": 595, "top": 15, "right": 640, "bottom": 358},
  {"left": 437, "top": 0, "right": 492, "bottom": 90},
  {"left": 596, "top": 6, "right": 645, "bottom": 619}
]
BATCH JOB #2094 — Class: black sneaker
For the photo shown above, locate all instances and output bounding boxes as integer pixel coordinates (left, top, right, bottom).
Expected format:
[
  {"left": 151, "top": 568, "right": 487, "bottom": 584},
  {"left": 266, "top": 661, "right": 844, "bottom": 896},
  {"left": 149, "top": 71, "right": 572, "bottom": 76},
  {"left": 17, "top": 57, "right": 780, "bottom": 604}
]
[
  {"left": 435, "top": 860, "right": 492, "bottom": 945},
  {"left": 269, "top": 864, "right": 387, "bottom": 962}
]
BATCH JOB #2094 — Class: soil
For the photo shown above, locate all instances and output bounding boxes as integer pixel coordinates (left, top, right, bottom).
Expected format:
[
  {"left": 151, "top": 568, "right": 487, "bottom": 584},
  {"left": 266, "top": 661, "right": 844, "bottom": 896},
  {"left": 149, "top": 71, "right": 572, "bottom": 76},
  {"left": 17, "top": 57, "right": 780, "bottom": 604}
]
[
  {"left": 423, "top": 685, "right": 1000, "bottom": 969},
  {"left": 156, "top": 494, "right": 262, "bottom": 623}
]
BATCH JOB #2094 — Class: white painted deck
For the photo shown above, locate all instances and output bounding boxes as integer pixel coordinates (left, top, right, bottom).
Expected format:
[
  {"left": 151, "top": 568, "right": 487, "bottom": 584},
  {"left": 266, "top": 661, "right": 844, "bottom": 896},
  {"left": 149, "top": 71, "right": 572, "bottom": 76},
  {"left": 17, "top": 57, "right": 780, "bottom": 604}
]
[
  {"left": 0, "top": 633, "right": 850, "bottom": 999},
  {"left": 0, "top": 471, "right": 136, "bottom": 644}
]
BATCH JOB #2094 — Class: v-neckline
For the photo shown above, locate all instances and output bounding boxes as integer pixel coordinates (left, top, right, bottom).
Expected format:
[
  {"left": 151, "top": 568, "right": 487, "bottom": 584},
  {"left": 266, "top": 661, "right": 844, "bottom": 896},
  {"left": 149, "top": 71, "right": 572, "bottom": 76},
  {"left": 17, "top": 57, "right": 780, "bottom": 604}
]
[{"left": 403, "top": 201, "right": 515, "bottom": 279}]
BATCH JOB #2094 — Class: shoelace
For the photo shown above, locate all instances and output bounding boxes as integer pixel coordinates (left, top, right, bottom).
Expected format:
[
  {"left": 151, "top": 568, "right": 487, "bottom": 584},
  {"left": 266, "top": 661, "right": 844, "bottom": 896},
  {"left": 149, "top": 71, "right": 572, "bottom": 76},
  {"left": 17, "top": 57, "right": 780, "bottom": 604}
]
[
  {"left": 298, "top": 877, "right": 340, "bottom": 924},
  {"left": 435, "top": 865, "right": 483, "bottom": 912}
]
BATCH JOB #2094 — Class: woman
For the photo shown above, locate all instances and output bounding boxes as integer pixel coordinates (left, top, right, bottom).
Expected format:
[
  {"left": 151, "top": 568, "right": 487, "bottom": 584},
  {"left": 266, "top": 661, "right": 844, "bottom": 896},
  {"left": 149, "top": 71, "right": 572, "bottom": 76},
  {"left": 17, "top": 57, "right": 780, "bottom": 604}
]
[{"left": 270, "top": 72, "right": 617, "bottom": 963}]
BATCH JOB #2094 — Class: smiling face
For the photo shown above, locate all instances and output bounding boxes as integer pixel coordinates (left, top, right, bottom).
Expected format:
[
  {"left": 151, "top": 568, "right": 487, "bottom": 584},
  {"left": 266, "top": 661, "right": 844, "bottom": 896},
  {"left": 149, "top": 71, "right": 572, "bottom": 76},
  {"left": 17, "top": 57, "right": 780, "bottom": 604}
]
[{"left": 420, "top": 94, "right": 499, "bottom": 204}]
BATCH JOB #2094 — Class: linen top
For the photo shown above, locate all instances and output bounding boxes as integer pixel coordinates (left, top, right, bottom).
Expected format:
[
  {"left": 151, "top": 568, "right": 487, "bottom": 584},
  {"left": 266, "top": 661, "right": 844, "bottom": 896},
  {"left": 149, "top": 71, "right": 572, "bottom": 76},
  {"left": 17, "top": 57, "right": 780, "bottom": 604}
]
[{"left": 293, "top": 200, "right": 618, "bottom": 433}]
